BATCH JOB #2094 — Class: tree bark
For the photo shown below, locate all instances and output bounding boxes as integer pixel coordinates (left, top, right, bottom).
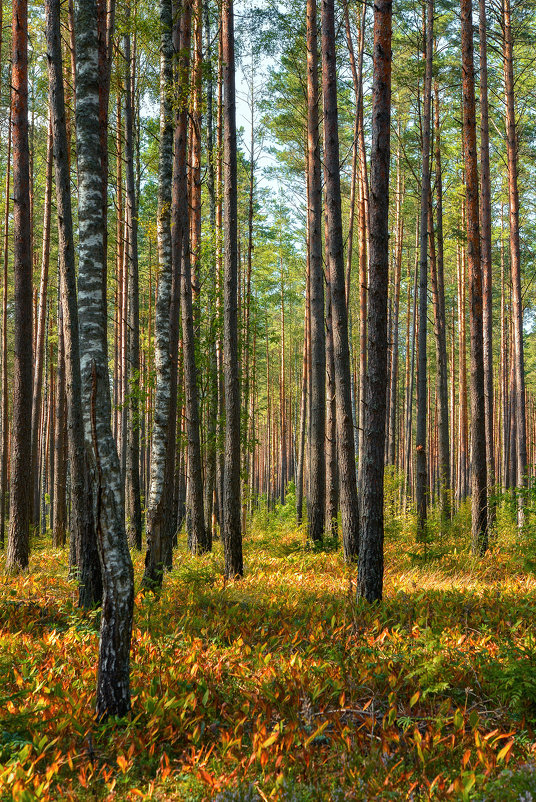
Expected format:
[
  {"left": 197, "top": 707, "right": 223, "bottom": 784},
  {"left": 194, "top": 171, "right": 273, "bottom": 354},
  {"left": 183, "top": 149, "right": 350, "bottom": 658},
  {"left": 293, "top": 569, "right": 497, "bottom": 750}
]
[
  {"left": 75, "top": 0, "right": 134, "bottom": 717},
  {"left": 6, "top": 0, "right": 33, "bottom": 573},
  {"left": 124, "top": 2, "right": 142, "bottom": 550},
  {"left": 31, "top": 121, "right": 53, "bottom": 532},
  {"left": 306, "top": 0, "right": 325, "bottom": 543},
  {"left": 416, "top": 0, "right": 433, "bottom": 541},
  {"left": 503, "top": 0, "right": 527, "bottom": 527},
  {"left": 357, "top": 0, "right": 392, "bottom": 602},
  {"left": 321, "top": 0, "right": 359, "bottom": 560},
  {"left": 222, "top": 0, "right": 243, "bottom": 577},
  {"left": 479, "top": 0, "right": 495, "bottom": 528},
  {"left": 46, "top": 0, "right": 102, "bottom": 607},
  {"left": 143, "top": 0, "right": 175, "bottom": 587},
  {"left": 461, "top": 0, "right": 487, "bottom": 554},
  {"left": 173, "top": 0, "right": 207, "bottom": 555}
]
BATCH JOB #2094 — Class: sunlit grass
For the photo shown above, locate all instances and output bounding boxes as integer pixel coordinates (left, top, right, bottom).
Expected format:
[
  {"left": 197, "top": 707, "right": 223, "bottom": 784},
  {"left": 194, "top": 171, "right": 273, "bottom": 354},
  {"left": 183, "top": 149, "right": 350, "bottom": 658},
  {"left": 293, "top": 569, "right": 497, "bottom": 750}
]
[{"left": 1, "top": 495, "right": 536, "bottom": 799}]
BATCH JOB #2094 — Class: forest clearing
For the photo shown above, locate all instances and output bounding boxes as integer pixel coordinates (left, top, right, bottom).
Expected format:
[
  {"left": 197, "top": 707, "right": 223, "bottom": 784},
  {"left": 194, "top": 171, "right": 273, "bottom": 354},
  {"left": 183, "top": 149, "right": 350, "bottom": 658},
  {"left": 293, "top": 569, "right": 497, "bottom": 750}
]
[{"left": 3, "top": 500, "right": 536, "bottom": 800}]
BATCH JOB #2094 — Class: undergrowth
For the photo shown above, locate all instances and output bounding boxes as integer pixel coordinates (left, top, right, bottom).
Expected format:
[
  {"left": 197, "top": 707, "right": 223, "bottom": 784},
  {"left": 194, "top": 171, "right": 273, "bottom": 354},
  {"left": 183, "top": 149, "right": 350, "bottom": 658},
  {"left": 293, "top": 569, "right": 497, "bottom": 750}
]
[{"left": 2, "top": 496, "right": 536, "bottom": 799}]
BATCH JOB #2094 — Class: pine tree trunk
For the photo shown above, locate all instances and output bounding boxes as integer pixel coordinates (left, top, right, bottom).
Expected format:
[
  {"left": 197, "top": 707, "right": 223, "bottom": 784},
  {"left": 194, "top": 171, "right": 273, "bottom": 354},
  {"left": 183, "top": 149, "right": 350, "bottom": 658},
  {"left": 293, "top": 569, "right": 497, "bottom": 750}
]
[
  {"left": 31, "top": 122, "right": 52, "bottom": 531},
  {"left": 416, "top": 0, "right": 433, "bottom": 541},
  {"left": 357, "top": 0, "right": 392, "bottom": 602},
  {"left": 173, "top": 0, "right": 207, "bottom": 555},
  {"left": 75, "top": 0, "right": 134, "bottom": 717},
  {"left": 53, "top": 295, "right": 67, "bottom": 548},
  {"left": 306, "top": 0, "right": 325, "bottom": 543},
  {"left": 6, "top": 0, "right": 33, "bottom": 573},
  {"left": 503, "top": 0, "right": 527, "bottom": 527},
  {"left": 479, "top": 0, "right": 495, "bottom": 528},
  {"left": 461, "top": 0, "right": 487, "bottom": 553},
  {"left": 222, "top": 0, "right": 243, "bottom": 577},
  {"left": 124, "top": 4, "right": 142, "bottom": 550},
  {"left": 432, "top": 80, "right": 450, "bottom": 520},
  {"left": 321, "top": 0, "right": 359, "bottom": 560}
]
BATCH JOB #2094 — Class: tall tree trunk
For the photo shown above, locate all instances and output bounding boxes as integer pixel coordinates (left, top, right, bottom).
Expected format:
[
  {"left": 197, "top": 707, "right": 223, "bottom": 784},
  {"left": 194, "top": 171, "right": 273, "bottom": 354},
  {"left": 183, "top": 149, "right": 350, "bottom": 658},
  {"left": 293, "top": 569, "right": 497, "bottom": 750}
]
[
  {"left": 388, "top": 145, "right": 403, "bottom": 467},
  {"left": 143, "top": 0, "right": 175, "bottom": 587},
  {"left": 503, "top": 0, "right": 527, "bottom": 527},
  {"left": 321, "top": 0, "right": 359, "bottom": 560},
  {"left": 6, "top": 0, "right": 33, "bottom": 573},
  {"left": 173, "top": 0, "right": 207, "bottom": 555},
  {"left": 53, "top": 294, "right": 67, "bottom": 548},
  {"left": 124, "top": 3, "right": 142, "bottom": 550},
  {"left": 432, "top": 79, "right": 450, "bottom": 520},
  {"left": 479, "top": 0, "right": 495, "bottom": 528},
  {"left": 357, "top": 0, "right": 392, "bottom": 602},
  {"left": 75, "top": 0, "right": 134, "bottom": 717},
  {"left": 306, "top": 0, "right": 325, "bottom": 543},
  {"left": 222, "top": 0, "right": 243, "bottom": 577},
  {"left": 461, "top": 0, "right": 487, "bottom": 553},
  {"left": 46, "top": 0, "right": 101, "bottom": 608},
  {"left": 416, "top": 0, "right": 433, "bottom": 541},
  {"left": 0, "top": 107, "right": 10, "bottom": 550},
  {"left": 31, "top": 121, "right": 53, "bottom": 531}
]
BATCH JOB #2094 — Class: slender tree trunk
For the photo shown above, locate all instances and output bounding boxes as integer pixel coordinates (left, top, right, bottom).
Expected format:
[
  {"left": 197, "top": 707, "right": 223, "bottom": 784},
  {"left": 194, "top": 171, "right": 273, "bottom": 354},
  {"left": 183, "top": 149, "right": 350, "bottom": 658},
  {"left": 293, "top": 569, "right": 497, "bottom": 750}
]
[
  {"left": 124, "top": 3, "right": 142, "bottom": 550},
  {"left": 31, "top": 121, "right": 53, "bottom": 531},
  {"left": 0, "top": 108, "right": 10, "bottom": 550},
  {"left": 143, "top": 0, "right": 175, "bottom": 587},
  {"left": 479, "top": 0, "right": 495, "bottom": 528},
  {"left": 388, "top": 146, "right": 403, "bottom": 467},
  {"left": 75, "top": 0, "right": 134, "bottom": 717},
  {"left": 6, "top": 0, "right": 33, "bottom": 573},
  {"left": 357, "top": 0, "right": 392, "bottom": 602},
  {"left": 222, "top": 0, "right": 243, "bottom": 577},
  {"left": 432, "top": 80, "right": 450, "bottom": 520},
  {"left": 503, "top": 0, "right": 527, "bottom": 527},
  {"left": 321, "top": 0, "right": 359, "bottom": 560},
  {"left": 53, "top": 295, "right": 67, "bottom": 547},
  {"left": 46, "top": 0, "right": 101, "bottom": 607},
  {"left": 306, "top": 0, "right": 325, "bottom": 543},
  {"left": 416, "top": 0, "right": 433, "bottom": 541},
  {"left": 461, "top": 0, "right": 487, "bottom": 553},
  {"left": 173, "top": 0, "right": 207, "bottom": 555}
]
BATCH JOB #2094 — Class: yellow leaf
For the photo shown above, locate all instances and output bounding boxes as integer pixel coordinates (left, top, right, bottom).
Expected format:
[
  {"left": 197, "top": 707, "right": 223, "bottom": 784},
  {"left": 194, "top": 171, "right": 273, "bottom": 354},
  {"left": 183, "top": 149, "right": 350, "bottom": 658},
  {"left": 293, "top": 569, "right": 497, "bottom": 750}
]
[
  {"left": 410, "top": 691, "right": 420, "bottom": 708},
  {"left": 117, "top": 754, "right": 128, "bottom": 773},
  {"left": 261, "top": 732, "right": 278, "bottom": 750},
  {"left": 497, "top": 739, "right": 514, "bottom": 763},
  {"left": 304, "top": 720, "right": 329, "bottom": 749}
]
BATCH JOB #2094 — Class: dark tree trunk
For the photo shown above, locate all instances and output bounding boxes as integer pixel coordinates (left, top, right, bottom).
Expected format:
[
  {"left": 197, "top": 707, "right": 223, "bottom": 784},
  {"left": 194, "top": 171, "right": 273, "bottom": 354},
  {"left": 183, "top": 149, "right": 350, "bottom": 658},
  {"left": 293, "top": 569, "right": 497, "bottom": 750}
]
[
  {"left": 461, "top": 0, "right": 487, "bottom": 554},
  {"left": 479, "top": 0, "right": 495, "bottom": 528},
  {"left": 222, "top": 0, "right": 243, "bottom": 577},
  {"left": 357, "top": 0, "right": 392, "bottom": 602},
  {"left": 124, "top": 4, "right": 142, "bottom": 550},
  {"left": 6, "top": 0, "right": 33, "bottom": 573},
  {"left": 416, "top": 0, "right": 433, "bottom": 541},
  {"left": 53, "top": 295, "right": 67, "bottom": 548},
  {"left": 306, "top": 0, "right": 325, "bottom": 543},
  {"left": 321, "top": 0, "right": 359, "bottom": 560},
  {"left": 173, "top": 0, "right": 207, "bottom": 555},
  {"left": 431, "top": 79, "right": 450, "bottom": 520},
  {"left": 503, "top": 0, "right": 527, "bottom": 527},
  {"left": 31, "top": 122, "right": 52, "bottom": 532}
]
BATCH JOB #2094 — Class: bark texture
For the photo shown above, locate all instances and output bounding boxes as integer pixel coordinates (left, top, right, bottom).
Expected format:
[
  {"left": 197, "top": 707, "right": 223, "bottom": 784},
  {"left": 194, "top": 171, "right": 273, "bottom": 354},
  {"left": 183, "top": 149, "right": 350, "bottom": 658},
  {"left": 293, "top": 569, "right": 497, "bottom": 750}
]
[
  {"left": 357, "top": 0, "right": 392, "bottom": 602},
  {"left": 75, "top": 0, "right": 134, "bottom": 717}
]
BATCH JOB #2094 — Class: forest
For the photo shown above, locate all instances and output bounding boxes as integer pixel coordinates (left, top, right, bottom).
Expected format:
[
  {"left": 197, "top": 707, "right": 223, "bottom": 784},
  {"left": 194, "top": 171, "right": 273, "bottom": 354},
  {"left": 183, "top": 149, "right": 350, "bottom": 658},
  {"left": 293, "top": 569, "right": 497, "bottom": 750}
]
[{"left": 3, "top": 0, "right": 536, "bottom": 797}]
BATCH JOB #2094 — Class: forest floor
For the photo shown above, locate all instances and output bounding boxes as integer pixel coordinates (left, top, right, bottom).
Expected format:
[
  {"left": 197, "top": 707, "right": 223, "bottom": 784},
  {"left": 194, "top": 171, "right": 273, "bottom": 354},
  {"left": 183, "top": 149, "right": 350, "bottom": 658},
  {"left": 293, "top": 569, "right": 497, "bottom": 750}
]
[{"left": 2, "top": 493, "right": 536, "bottom": 800}]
